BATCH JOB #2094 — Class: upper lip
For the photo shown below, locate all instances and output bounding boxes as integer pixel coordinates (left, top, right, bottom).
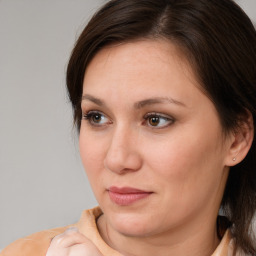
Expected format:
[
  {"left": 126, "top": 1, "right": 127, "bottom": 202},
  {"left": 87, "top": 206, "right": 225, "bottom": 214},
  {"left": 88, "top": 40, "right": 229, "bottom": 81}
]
[{"left": 108, "top": 186, "right": 152, "bottom": 194}]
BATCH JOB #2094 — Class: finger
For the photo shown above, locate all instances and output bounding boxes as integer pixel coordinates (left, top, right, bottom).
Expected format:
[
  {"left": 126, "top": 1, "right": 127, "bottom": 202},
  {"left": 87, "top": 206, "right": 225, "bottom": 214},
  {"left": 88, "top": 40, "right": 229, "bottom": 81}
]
[
  {"left": 46, "top": 228, "right": 82, "bottom": 256},
  {"left": 68, "top": 243, "right": 103, "bottom": 256},
  {"left": 50, "top": 227, "right": 92, "bottom": 248}
]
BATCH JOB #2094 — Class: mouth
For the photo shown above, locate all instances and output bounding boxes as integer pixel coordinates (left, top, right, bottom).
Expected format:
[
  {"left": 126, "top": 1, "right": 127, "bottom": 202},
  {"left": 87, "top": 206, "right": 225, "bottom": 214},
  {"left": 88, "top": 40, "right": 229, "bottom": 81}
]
[{"left": 107, "top": 186, "right": 153, "bottom": 206}]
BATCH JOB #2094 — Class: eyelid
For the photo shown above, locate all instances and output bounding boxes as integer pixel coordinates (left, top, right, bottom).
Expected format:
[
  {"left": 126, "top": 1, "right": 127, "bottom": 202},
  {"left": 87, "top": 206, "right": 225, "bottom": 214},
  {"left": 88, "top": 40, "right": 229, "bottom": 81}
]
[
  {"left": 143, "top": 112, "right": 173, "bottom": 119},
  {"left": 143, "top": 112, "right": 175, "bottom": 128},
  {"left": 81, "top": 109, "right": 175, "bottom": 129},
  {"left": 82, "top": 110, "right": 112, "bottom": 127}
]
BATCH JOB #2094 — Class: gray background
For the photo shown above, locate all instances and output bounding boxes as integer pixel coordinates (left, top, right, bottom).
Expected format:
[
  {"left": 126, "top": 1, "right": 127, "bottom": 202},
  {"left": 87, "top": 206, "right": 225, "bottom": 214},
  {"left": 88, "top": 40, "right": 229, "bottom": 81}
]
[{"left": 0, "top": 0, "right": 255, "bottom": 250}]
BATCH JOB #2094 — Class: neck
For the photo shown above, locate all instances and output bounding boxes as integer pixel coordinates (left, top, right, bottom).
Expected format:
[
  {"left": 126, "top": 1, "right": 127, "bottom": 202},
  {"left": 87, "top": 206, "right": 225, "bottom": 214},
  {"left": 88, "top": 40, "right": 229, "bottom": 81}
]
[{"left": 97, "top": 213, "right": 220, "bottom": 256}]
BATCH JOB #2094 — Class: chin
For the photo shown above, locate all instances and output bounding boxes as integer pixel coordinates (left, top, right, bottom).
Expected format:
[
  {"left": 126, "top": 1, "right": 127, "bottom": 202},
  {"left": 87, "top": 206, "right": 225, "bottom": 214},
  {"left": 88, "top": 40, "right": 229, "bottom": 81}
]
[
  {"left": 108, "top": 210, "right": 157, "bottom": 237},
  {"left": 115, "top": 223, "right": 153, "bottom": 237}
]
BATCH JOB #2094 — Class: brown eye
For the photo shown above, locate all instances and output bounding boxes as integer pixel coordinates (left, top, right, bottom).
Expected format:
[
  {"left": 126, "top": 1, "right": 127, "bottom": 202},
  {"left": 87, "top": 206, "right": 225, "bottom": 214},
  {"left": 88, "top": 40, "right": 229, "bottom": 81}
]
[
  {"left": 144, "top": 113, "right": 174, "bottom": 128},
  {"left": 149, "top": 116, "right": 160, "bottom": 126},
  {"left": 82, "top": 111, "right": 110, "bottom": 126},
  {"left": 92, "top": 114, "right": 102, "bottom": 123}
]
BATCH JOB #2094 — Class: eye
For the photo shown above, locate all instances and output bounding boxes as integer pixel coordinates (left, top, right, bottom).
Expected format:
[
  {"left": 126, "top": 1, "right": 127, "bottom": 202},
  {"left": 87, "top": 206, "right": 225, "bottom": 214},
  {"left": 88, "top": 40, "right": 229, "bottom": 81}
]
[
  {"left": 82, "top": 111, "right": 111, "bottom": 126},
  {"left": 143, "top": 113, "right": 174, "bottom": 128}
]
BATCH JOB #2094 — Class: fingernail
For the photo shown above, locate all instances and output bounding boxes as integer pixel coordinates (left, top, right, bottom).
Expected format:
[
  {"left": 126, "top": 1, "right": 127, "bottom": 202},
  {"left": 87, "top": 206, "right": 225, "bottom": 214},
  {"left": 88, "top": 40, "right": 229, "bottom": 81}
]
[{"left": 65, "top": 227, "right": 79, "bottom": 233}]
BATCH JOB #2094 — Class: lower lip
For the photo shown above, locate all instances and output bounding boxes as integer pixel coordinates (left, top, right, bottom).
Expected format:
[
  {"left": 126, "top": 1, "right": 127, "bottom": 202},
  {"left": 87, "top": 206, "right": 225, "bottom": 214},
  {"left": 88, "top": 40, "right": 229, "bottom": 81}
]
[{"left": 108, "top": 191, "right": 152, "bottom": 206}]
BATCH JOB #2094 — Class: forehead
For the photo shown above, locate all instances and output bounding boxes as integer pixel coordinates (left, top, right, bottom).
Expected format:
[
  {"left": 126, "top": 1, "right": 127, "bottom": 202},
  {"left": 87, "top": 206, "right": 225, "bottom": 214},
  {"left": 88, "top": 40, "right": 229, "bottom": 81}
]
[
  {"left": 87, "top": 40, "right": 192, "bottom": 70},
  {"left": 83, "top": 40, "right": 200, "bottom": 95}
]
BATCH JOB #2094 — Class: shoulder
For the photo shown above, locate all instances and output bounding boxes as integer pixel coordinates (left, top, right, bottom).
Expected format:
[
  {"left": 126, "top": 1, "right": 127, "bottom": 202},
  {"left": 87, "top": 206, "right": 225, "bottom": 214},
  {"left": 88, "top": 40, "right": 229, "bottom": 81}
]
[
  {"left": 0, "top": 207, "right": 102, "bottom": 256},
  {"left": 0, "top": 225, "right": 76, "bottom": 256}
]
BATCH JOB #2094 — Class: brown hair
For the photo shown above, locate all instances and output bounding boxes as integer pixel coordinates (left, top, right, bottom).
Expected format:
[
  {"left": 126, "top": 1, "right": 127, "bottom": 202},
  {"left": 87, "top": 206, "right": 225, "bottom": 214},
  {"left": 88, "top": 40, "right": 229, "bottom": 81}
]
[{"left": 66, "top": 0, "right": 256, "bottom": 254}]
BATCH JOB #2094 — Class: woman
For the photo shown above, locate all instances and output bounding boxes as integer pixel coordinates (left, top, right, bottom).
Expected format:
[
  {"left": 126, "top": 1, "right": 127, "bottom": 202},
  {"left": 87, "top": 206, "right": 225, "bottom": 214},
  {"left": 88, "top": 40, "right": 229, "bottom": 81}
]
[{"left": 1, "top": 0, "right": 255, "bottom": 255}]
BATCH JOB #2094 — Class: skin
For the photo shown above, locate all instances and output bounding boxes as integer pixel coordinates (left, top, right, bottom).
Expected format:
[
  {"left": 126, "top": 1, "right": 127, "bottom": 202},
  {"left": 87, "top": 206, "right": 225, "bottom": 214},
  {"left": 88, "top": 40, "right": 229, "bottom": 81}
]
[
  {"left": 78, "top": 40, "right": 235, "bottom": 256},
  {"left": 46, "top": 228, "right": 103, "bottom": 256},
  {"left": 47, "top": 39, "right": 253, "bottom": 256}
]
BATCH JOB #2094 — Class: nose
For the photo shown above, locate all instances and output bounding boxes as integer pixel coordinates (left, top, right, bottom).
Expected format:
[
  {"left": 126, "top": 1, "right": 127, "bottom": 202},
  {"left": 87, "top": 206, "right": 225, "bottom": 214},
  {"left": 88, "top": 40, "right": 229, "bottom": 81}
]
[{"left": 104, "top": 126, "right": 142, "bottom": 174}]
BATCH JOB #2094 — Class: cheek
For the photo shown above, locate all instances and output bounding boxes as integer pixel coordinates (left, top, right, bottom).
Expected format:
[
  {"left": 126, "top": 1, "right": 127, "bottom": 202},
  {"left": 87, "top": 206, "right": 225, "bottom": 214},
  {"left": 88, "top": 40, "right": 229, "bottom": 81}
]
[
  {"left": 79, "top": 132, "right": 105, "bottom": 178},
  {"left": 154, "top": 122, "right": 222, "bottom": 169},
  {"left": 79, "top": 132, "right": 108, "bottom": 204},
  {"left": 144, "top": 126, "right": 225, "bottom": 197}
]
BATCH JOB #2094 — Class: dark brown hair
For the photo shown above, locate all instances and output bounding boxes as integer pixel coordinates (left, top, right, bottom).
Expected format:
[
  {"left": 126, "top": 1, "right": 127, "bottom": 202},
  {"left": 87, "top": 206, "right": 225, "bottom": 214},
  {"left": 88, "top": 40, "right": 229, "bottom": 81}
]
[{"left": 66, "top": 0, "right": 256, "bottom": 254}]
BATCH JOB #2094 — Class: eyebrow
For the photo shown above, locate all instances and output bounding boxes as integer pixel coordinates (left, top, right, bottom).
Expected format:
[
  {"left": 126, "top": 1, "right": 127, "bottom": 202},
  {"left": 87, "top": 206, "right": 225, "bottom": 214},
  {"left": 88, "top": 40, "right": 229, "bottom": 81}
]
[
  {"left": 81, "top": 94, "right": 186, "bottom": 108},
  {"left": 134, "top": 97, "right": 186, "bottom": 109},
  {"left": 82, "top": 94, "right": 105, "bottom": 106}
]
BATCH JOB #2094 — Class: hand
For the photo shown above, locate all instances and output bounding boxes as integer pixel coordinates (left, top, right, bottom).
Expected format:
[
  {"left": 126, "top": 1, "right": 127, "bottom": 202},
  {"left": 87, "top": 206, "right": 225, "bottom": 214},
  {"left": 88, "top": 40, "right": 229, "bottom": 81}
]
[{"left": 46, "top": 227, "right": 104, "bottom": 256}]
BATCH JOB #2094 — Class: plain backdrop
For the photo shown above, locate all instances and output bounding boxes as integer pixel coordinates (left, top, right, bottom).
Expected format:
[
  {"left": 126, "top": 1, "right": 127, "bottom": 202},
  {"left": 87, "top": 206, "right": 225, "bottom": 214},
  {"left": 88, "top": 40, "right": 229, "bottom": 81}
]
[{"left": 0, "top": 0, "right": 255, "bottom": 250}]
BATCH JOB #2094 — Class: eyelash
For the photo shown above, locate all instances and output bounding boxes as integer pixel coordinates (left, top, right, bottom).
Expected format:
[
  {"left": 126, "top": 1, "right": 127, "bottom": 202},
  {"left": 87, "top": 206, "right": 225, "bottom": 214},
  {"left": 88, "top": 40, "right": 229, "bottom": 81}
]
[
  {"left": 82, "top": 111, "right": 112, "bottom": 127},
  {"left": 143, "top": 112, "right": 175, "bottom": 128},
  {"left": 82, "top": 111, "right": 175, "bottom": 128}
]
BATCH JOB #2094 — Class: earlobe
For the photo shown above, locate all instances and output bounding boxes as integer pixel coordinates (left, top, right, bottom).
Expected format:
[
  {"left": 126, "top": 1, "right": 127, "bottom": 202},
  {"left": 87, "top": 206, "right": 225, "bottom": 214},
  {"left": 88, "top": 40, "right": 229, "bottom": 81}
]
[{"left": 225, "top": 111, "right": 254, "bottom": 167}]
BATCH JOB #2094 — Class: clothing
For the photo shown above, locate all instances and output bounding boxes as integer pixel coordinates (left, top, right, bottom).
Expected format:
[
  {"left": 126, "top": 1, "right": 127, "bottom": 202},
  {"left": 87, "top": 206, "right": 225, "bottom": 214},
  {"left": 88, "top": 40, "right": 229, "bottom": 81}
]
[{"left": 0, "top": 206, "right": 239, "bottom": 256}]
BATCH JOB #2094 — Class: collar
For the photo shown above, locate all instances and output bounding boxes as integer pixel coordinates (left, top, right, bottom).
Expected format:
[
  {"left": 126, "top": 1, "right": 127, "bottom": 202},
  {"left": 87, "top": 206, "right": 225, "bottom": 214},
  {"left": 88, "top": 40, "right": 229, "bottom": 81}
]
[{"left": 77, "top": 207, "right": 233, "bottom": 256}]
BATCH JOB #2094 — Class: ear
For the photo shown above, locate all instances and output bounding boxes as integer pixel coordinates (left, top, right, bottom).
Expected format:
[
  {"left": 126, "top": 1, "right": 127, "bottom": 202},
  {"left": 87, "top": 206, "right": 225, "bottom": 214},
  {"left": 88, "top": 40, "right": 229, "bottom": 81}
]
[{"left": 225, "top": 110, "right": 254, "bottom": 167}]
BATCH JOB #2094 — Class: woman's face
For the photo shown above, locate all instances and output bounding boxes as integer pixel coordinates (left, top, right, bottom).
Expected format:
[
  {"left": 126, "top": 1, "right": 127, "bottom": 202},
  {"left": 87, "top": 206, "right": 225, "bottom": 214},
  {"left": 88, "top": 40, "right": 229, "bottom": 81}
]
[{"left": 79, "top": 40, "right": 231, "bottom": 237}]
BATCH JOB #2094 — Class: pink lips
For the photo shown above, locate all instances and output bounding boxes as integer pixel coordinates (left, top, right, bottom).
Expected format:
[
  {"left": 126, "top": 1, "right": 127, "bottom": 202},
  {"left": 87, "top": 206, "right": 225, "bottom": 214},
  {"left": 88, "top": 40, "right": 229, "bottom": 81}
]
[{"left": 108, "top": 186, "right": 152, "bottom": 206}]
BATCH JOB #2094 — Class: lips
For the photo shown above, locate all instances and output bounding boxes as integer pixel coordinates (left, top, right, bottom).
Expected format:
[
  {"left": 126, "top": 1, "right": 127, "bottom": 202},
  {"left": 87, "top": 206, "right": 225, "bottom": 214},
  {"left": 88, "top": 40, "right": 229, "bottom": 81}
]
[{"left": 108, "top": 186, "right": 152, "bottom": 206}]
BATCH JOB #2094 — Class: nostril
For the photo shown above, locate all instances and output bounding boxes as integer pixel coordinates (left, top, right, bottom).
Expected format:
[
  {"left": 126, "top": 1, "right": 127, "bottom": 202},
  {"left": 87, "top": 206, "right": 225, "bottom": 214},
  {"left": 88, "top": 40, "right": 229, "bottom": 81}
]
[{"left": 104, "top": 150, "right": 142, "bottom": 174}]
